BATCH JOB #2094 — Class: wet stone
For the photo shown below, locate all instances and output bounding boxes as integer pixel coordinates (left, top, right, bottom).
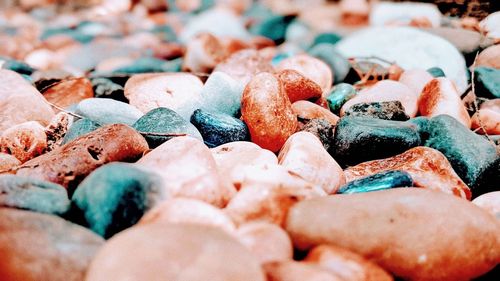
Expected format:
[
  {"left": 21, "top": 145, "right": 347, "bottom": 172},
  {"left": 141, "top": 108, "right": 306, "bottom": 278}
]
[
  {"left": 338, "top": 170, "right": 413, "bottom": 194},
  {"left": 344, "top": 101, "right": 410, "bottom": 121},
  {"left": 190, "top": 109, "right": 249, "bottom": 148},
  {"left": 62, "top": 118, "right": 101, "bottom": 145}
]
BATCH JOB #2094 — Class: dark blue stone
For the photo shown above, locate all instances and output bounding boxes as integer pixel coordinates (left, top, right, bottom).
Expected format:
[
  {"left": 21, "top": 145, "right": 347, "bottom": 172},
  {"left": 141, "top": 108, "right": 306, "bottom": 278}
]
[
  {"left": 62, "top": 119, "right": 101, "bottom": 145},
  {"left": 338, "top": 170, "right": 414, "bottom": 194},
  {"left": 190, "top": 109, "right": 250, "bottom": 148}
]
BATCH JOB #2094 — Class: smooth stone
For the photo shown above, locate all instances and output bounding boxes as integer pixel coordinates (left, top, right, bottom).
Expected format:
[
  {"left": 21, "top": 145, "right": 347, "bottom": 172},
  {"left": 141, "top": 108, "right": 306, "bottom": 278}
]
[
  {"left": 75, "top": 98, "right": 143, "bottom": 126},
  {"left": 263, "top": 261, "right": 341, "bottom": 281},
  {"left": 16, "top": 124, "right": 149, "bottom": 193},
  {"left": 298, "top": 118, "right": 335, "bottom": 153},
  {"left": 326, "top": 83, "right": 357, "bottom": 114},
  {"left": 199, "top": 71, "right": 244, "bottom": 116},
  {"left": 340, "top": 80, "right": 418, "bottom": 117},
  {"left": 418, "top": 78, "right": 471, "bottom": 128},
  {"left": 398, "top": 68, "right": 433, "bottom": 97},
  {"left": 211, "top": 141, "right": 278, "bottom": 189},
  {"left": 0, "top": 175, "right": 70, "bottom": 215},
  {"left": 0, "top": 121, "right": 47, "bottom": 163},
  {"left": 42, "top": 77, "right": 94, "bottom": 110},
  {"left": 278, "top": 132, "right": 345, "bottom": 194},
  {"left": 62, "top": 118, "right": 100, "bottom": 145},
  {"left": 311, "top": 32, "right": 342, "bottom": 47},
  {"left": 124, "top": 72, "right": 204, "bottom": 120},
  {"left": 236, "top": 221, "right": 293, "bottom": 264},
  {"left": 476, "top": 45, "right": 500, "bottom": 69},
  {"left": 224, "top": 164, "right": 326, "bottom": 226},
  {"left": 308, "top": 43, "right": 351, "bottom": 84},
  {"left": 332, "top": 116, "right": 421, "bottom": 166},
  {"left": 305, "top": 244, "right": 393, "bottom": 281},
  {"left": 344, "top": 101, "right": 410, "bottom": 121},
  {"left": 285, "top": 189, "right": 500, "bottom": 280},
  {"left": 472, "top": 192, "right": 500, "bottom": 219},
  {"left": 182, "top": 33, "right": 225, "bottom": 73},
  {"left": 0, "top": 153, "right": 20, "bottom": 173},
  {"left": 250, "top": 14, "right": 295, "bottom": 44},
  {"left": 71, "top": 163, "right": 167, "bottom": 238},
  {"left": 0, "top": 208, "right": 104, "bottom": 281},
  {"left": 190, "top": 109, "right": 249, "bottom": 148},
  {"left": 136, "top": 136, "right": 235, "bottom": 207},
  {"left": 345, "top": 146, "right": 471, "bottom": 199},
  {"left": 91, "top": 77, "right": 127, "bottom": 102},
  {"left": 424, "top": 115, "right": 498, "bottom": 192},
  {"left": 133, "top": 107, "right": 202, "bottom": 148},
  {"left": 276, "top": 54, "right": 333, "bottom": 94},
  {"left": 140, "top": 198, "right": 236, "bottom": 234},
  {"left": 113, "top": 57, "right": 182, "bottom": 74},
  {"left": 474, "top": 67, "right": 500, "bottom": 98},
  {"left": 213, "top": 49, "right": 274, "bottom": 86},
  {"left": 338, "top": 170, "right": 413, "bottom": 194},
  {"left": 241, "top": 72, "right": 297, "bottom": 152},
  {"left": 0, "top": 69, "right": 55, "bottom": 132},
  {"left": 86, "top": 224, "right": 264, "bottom": 281},
  {"left": 277, "top": 69, "right": 323, "bottom": 103},
  {"left": 335, "top": 27, "right": 468, "bottom": 94},
  {"left": 292, "top": 100, "right": 340, "bottom": 126},
  {"left": 427, "top": 67, "right": 446, "bottom": 78}
]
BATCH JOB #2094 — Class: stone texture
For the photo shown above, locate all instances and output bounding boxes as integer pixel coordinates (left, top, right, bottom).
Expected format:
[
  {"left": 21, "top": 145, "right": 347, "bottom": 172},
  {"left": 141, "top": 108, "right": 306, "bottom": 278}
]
[
  {"left": 198, "top": 71, "right": 244, "bottom": 117},
  {"left": 190, "top": 109, "right": 249, "bottom": 148},
  {"left": 62, "top": 118, "right": 100, "bottom": 145},
  {"left": 277, "top": 69, "right": 323, "bottom": 103},
  {"left": 326, "top": 83, "right": 357, "bottom": 114},
  {"left": 0, "top": 153, "right": 20, "bottom": 173},
  {"left": 338, "top": 170, "right": 413, "bottom": 194},
  {"left": 182, "top": 33, "right": 225, "bottom": 73},
  {"left": 308, "top": 43, "right": 350, "bottom": 84},
  {"left": 0, "top": 121, "right": 47, "bottom": 163},
  {"left": 474, "top": 67, "right": 500, "bottom": 99},
  {"left": 292, "top": 100, "right": 339, "bottom": 126},
  {"left": 344, "top": 101, "right": 410, "bottom": 121},
  {"left": 276, "top": 54, "right": 333, "bottom": 94},
  {"left": 298, "top": 118, "right": 336, "bottom": 153}
]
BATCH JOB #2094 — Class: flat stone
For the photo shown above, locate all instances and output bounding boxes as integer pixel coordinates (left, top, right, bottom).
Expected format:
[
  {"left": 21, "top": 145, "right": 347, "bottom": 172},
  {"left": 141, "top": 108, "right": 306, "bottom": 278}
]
[
  {"left": 75, "top": 98, "right": 144, "bottom": 126},
  {"left": 72, "top": 163, "right": 167, "bottom": 238},
  {"left": 42, "top": 77, "right": 94, "bottom": 110},
  {"left": 190, "top": 109, "right": 249, "bottom": 148},
  {"left": 285, "top": 189, "right": 500, "bottom": 280},
  {"left": 0, "top": 175, "right": 70, "bottom": 215},
  {"left": 0, "top": 208, "right": 104, "bottom": 281},
  {"left": 62, "top": 118, "right": 101, "bottom": 145},
  {"left": 308, "top": 43, "right": 350, "bottom": 84},
  {"left": 199, "top": 71, "right": 244, "bottom": 116},
  {"left": 0, "top": 121, "right": 47, "bottom": 163},
  {"left": 344, "top": 101, "right": 410, "bottom": 121},
  {"left": 474, "top": 67, "right": 500, "bottom": 99},
  {"left": 333, "top": 116, "right": 421, "bottom": 166},
  {"left": 338, "top": 170, "right": 413, "bottom": 194},
  {"left": 133, "top": 107, "right": 202, "bottom": 148}
]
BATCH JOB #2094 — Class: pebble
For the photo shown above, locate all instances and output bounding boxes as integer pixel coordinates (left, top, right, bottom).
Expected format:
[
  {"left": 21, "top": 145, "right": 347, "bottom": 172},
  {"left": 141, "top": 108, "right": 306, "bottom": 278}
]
[
  {"left": 236, "top": 221, "right": 293, "bottom": 264},
  {"left": 86, "top": 224, "right": 265, "bottom": 281},
  {"left": 0, "top": 121, "right": 47, "bottom": 163},
  {"left": 136, "top": 136, "right": 235, "bottom": 207},
  {"left": 199, "top": 71, "right": 244, "bottom": 116},
  {"left": 75, "top": 98, "right": 144, "bottom": 126},
  {"left": 476, "top": 45, "right": 500, "bottom": 69},
  {"left": 139, "top": 198, "right": 236, "bottom": 234},
  {"left": 474, "top": 67, "right": 500, "bottom": 98},
  {"left": 62, "top": 118, "right": 100, "bottom": 145},
  {"left": 133, "top": 107, "right": 202, "bottom": 148},
  {"left": 292, "top": 100, "right": 340, "bottom": 126},
  {"left": 213, "top": 49, "right": 274, "bottom": 86},
  {"left": 480, "top": 11, "right": 500, "bottom": 43},
  {"left": 277, "top": 69, "right": 323, "bottom": 103},
  {"left": 338, "top": 170, "right": 413, "bottom": 194},
  {"left": 112, "top": 57, "right": 182, "bottom": 74},
  {"left": 191, "top": 109, "right": 250, "bottom": 148},
  {"left": 335, "top": 27, "right": 468, "bottom": 94},
  {"left": 0, "top": 208, "right": 104, "bottom": 281},
  {"left": 250, "top": 14, "right": 295, "bottom": 44},
  {"left": 124, "top": 72, "right": 204, "bottom": 120},
  {"left": 370, "top": 2, "right": 442, "bottom": 27},
  {"left": 285, "top": 189, "right": 500, "bottom": 280},
  {"left": 16, "top": 124, "right": 149, "bottom": 193},
  {"left": 298, "top": 118, "right": 336, "bottom": 153},
  {"left": 278, "top": 132, "right": 345, "bottom": 194},
  {"left": 333, "top": 116, "right": 421, "bottom": 166},
  {"left": 90, "top": 77, "right": 126, "bottom": 102},
  {"left": 345, "top": 146, "right": 471, "bottom": 199},
  {"left": 398, "top": 68, "right": 434, "bottom": 97},
  {"left": 0, "top": 153, "right": 21, "bottom": 173},
  {"left": 71, "top": 163, "right": 167, "bottom": 238},
  {"left": 472, "top": 192, "right": 500, "bottom": 219},
  {"left": 0, "top": 69, "right": 55, "bottom": 132},
  {"left": 0, "top": 175, "right": 70, "bottom": 215},
  {"left": 427, "top": 67, "right": 446, "bottom": 78},
  {"left": 471, "top": 99, "right": 500, "bottom": 135},
  {"left": 344, "top": 101, "right": 410, "bottom": 121},
  {"left": 326, "top": 83, "right": 357, "bottom": 114},
  {"left": 182, "top": 33, "right": 225, "bottom": 73},
  {"left": 418, "top": 77, "right": 471, "bottom": 128},
  {"left": 264, "top": 261, "right": 340, "bottom": 281},
  {"left": 0, "top": 57, "right": 35, "bottom": 75},
  {"left": 307, "top": 43, "right": 350, "bottom": 84},
  {"left": 341, "top": 80, "right": 418, "bottom": 117},
  {"left": 42, "top": 77, "right": 94, "bottom": 110},
  {"left": 276, "top": 54, "right": 333, "bottom": 94},
  {"left": 241, "top": 72, "right": 297, "bottom": 152}
]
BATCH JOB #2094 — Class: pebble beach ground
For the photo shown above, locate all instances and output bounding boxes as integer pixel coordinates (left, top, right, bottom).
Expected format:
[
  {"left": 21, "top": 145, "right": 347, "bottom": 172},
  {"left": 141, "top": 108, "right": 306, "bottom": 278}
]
[{"left": 0, "top": 0, "right": 499, "bottom": 280}]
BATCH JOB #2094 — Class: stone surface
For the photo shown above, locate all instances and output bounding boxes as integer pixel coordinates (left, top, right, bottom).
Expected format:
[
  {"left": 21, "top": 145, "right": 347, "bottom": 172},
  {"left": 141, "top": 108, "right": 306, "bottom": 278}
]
[
  {"left": 42, "top": 77, "right": 94, "bottom": 110},
  {"left": 277, "top": 69, "right": 323, "bottom": 103},
  {"left": 474, "top": 67, "right": 500, "bottom": 99},
  {"left": 476, "top": 45, "right": 500, "bottom": 69},
  {"left": 326, "top": 83, "right": 357, "bottom": 114},
  {"left": 344, "top": 146, "right": 471, "bottom": 199},
  {"left": 16, "top": 124, "right": 149, "bottom": 193},
  {"left": 0, "top": 153, "right": 20, "bottom": 173},
  {"left": 276, "top": 54, "right": 333, "bottom": 94},
  {"left": 298, "top": 118, "right": 336, "bottom": 153},
  {"left": 471, "top": 99, "right": 500, "bottom": 135},
  {"left": 199, "top": 71, "right": 244, "bottom": 116},
  {"left": 124, "top": 73, "right": 204, "bottom": 120},
  {"left": 344, "top": 101, "right": 410, "bottom": 121},
  {"left": 190, "top": 109, "right": 250, "bottom": 148},
  {"left": 480, "top": 11, "right": 500, "bottom": 42},
  {"left": 241, "top": 72, "right": 297, "bottom": 152},
  {"left": 72, "top": 163, "right": 167, "bottom": 238},
  {"left": 472, "top": 192, "right": 500, "bottom": 219},
  {"left": 182, "top": 33, "right": 225, "bottom": 73},
  {"left": 75, "top": 98, "right": 144, "bottom": 126},
  {"left": 136, "top": 136, "right": 235, "bottom": 207},
  {"left": 213, "top": 49, "right": 274, "bottom": 86},
  {"left": 338, "top": 170, "right": 413, "bottom": 194},
  {"left": 0, "top": 69, "right": 55, "bottom": 132},
  {"left": 0, "top": 121, "right": 47, "bottom": 163},
  {"left": 264, "top": 261, "right": 341, "bottom": 281},
  {"left": 0, "top": 208, "right": 104, "bottom": 281},
  {"left": 370, "top": 2, "right": 442, "bottom": 27},
  {"left": 292, "top": 100, "right": 339, "bottom": 126},
  {"left": 333, "top": 116, "right": 421, "bottom": 166},
  {"left": 285, "top": 189, "right": 500, "bottom": 280},
  {"left": 278, "top": 132, "right": 345, "bottom": 194},
  {"left": 308, "top": 43, "right": 350, "bottom": 84},
  {"left": 427, "top": 67, "right": 446, "bottom": 78},
  {"left": 335, "top": 27, "right": 468, "bottom": 94},
  {"left": 418, "top": 78, "right": 471, "bottom": 128},
  {"left": 398, "top": 68, "right": 434, "bottom": 97},
  {"left": 250, "top": 14, "right": 295, "bottom": 44},
  {"left": 86, "top": 223, "right": 265, "bottom": 281},
  {"left": 0, "top": 175, "right": 70, "bottom": 215},
  {"left": 62, "top": 118, "right": 100, "bottom": 145},
  {"left": 133, "top": 107, "right": 202, "bottom": 148}
]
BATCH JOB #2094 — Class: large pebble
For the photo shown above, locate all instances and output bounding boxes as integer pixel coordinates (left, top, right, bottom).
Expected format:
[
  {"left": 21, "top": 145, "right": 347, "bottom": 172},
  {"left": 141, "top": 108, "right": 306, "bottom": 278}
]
[
  {"left": 0, "top": 69, "right": 55, "bottom": 132},
  {"left": 136, "top": 136, "right": 235, "bottom": 207},
  {"left": 338, "top": 170, "right": 413, "bottom": 194},
  {"left": 333, "top": 116, "right": 421, "bottom": 166},
  {"left": 276, "top": 54, "right": 333, "bottom": 94},
  {"left": 0, "top": 175, "right": 69, "bottom": 215},
  {"left": 344, "top": 101, "right": 409, "bottom": 121},
  {"left": 191, "top": 109, "right": 250, "bottom": 148},
  {"left": 277, "top": 69, "right": 323, "bottom": 103},
  {"left": 199, "top": 71, "right": 244, "bottom": 116},
  {"left": 0, "top": 208, "right": 104, "bottom": 281},
  {"left": 75, "top": 98, "right": 144, "bottom": 126},
  {"left": 0, "top": 121, "right": 47, "bottom": 163},
  {"left": 241, "top": 72, "right": 297, "bottom": 152},
  {"left": 286, "top": 189, "right": 500, "bottom": 280},
  {"left": 213, "top": 49, "right": 274, "bottom": 86},
  {"left": 72, "top": 163, "right": 167, "bottom": 238},
  {"left": 278, "top": 132, "right": 345, "bottom": 194},
  {"left": 124, "top": 73, "right": 204, "bottom": 120},
  {"left": 344, "top": 146, "right": 471, "bottom": 199},
  {"left": 86, "top": 224, "right": 265, "bottom": 281},
  {"left": 473, "top": 192, "right": 500, "bottom": 219},
  {"left": 292, "top": 100, "right": 339, "bottom": 126},
  {"left": 16, "top": 124, "right": 148, "bottom": 193},
  {"left": 264, "top": 261, "right": 341, "bottom": 281},
  {"left": 42, "top": 77, "right": 93, "bottom": 110},
  {"left": 418, "top": 78, "right": 471, "bottom": 128},
  {"left": 370, "top": 2, "right": 442, "bottom": 27}
]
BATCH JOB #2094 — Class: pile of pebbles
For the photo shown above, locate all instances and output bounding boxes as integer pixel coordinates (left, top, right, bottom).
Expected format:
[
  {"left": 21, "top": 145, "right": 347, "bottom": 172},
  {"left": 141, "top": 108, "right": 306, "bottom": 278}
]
[{"left": 0, "top": 0, "right": 499, "bottom": 280}]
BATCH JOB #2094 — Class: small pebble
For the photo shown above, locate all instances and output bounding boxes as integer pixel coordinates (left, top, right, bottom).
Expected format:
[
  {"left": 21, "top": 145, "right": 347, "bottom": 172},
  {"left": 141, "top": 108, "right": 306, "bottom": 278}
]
[
  {"left": 276, "top": 54, "right": 333, "bottom": 94},
  {"left": 199, "top": 71, "right": 244, "bottom": 116},
  {"left": 398, "top": 68, "right": 434, "bottom": 97},
  {"left": 326, "top": 83, "right": 357, "bottom": 114},
  {"left": 0, "top": 153, "right": 21, "bottom": 173},
  {"left": 298, "top": 118, "right": 336, "bottom": 153}
]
